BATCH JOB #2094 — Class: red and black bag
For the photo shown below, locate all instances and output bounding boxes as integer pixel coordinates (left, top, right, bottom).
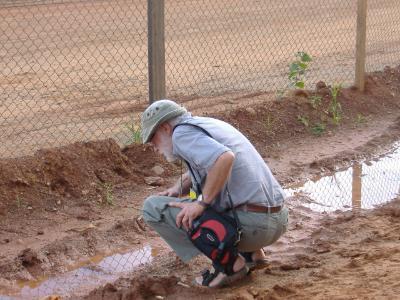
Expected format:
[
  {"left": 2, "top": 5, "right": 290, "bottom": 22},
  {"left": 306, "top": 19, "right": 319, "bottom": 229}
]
[{"left": 188, "top": 207, "right": 241, "bottom": 275}]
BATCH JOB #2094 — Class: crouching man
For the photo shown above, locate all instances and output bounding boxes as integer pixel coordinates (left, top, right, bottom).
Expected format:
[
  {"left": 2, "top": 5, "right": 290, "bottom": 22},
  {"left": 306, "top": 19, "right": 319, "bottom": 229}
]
[{"left": 141, "top": 99, "right": 288, "bottom": 288}]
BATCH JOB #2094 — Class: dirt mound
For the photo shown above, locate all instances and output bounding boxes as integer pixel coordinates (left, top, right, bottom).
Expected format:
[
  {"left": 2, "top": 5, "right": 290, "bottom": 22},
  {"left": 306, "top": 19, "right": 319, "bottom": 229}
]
[{"left": 0, "top": 139, "right": 175, "bottom": 216}]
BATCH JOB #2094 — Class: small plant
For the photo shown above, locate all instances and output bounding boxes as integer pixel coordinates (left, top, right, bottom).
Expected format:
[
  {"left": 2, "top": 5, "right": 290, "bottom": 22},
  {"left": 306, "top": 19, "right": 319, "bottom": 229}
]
[
  {"left": 329, "top": 83, "right": 342, "bottom": 125},
  {"left": 99, "top": 182, "right": 114, "bottom": 206},
  {"left": 288, "top": 51, "right": 312, "bottom": 89},
  {"left": 263, "top": 114, "right": 275, "bottom": 133},
  {"left": 311, "top": 122, "right": 326, "bottom": 136},
  {"left": 276, "top": 89, "right": 286, "bottom": 101},
  {"left": 355, "top": 113, "right": 367, "bottom": 124},
  {"left": 308, "top": 95, "right": 322, "bottom": 109},
  {"left": 297, "top": 115, "right": 309, "bottom": 127},
  {"left": 276, "top": 51, "right": 313, "bottom": 100},
  {"left": 126, "top": 123, "right": 141, "bottom": 144},
  {"left": 16, "top": 196, "right": 23, "bottom": 208}
]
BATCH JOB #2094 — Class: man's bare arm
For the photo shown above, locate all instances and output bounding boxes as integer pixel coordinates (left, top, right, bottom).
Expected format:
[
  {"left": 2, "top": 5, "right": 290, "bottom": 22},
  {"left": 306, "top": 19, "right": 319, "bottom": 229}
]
[{"left": 158, "top": 171, "right": 192, "bottom": 197}]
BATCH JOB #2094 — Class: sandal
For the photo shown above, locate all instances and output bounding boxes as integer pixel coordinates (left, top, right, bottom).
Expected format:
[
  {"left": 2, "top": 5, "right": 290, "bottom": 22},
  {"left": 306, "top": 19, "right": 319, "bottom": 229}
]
[
  {"left": 194, "top": 265, "right": 249, "bottom": 288},
  {"left": 241, "top": 251, "right": 269, "bottom": 271}
]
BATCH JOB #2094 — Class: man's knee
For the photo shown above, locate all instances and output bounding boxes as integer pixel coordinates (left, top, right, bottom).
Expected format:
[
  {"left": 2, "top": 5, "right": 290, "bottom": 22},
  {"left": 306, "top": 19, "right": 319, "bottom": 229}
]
[{"left": 142, "top": 195, "right": 163, "bottom": 223}]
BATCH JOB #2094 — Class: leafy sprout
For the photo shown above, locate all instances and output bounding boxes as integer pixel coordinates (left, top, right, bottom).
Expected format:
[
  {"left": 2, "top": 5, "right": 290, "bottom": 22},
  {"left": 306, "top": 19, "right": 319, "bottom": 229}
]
[
  {"left": 288, "top": 51, "right": 312, "bottom": 89},
  {"left": 99, "top": 182, "right": 114, "bottom": 206},
  {"left": 355, "top": 113, "right": 367, "bottom": 124},
  {"left": 329, "top": 83, "right": 342, "bottom": 125},
  {"left": 311, "top": 122, "right": 326, "bottom": 136},
  {"left": 297, "top": 115, "right": 309, "bottom": 127},
  {"left": 126, "top": 123, "right": 142, "bottom": 144},
  {"left": 309, "top": 95, "right": 322, "bottom": 109}
]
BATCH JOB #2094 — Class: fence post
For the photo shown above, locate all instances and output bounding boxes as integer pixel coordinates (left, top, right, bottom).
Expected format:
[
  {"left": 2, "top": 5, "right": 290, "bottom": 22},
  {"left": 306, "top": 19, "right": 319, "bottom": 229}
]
[
  {"left": 355, "top": 0, "right": 367, "bottom": 92},
  {"left": 148, "top": 0, "right": 166, "bottom": 104}
]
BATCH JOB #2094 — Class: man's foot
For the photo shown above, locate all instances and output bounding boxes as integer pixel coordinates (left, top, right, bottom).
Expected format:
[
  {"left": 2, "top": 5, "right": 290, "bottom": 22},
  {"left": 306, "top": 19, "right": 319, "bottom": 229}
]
[
  {"left": 194, "top": 255, "right": 249, "bottom": 288},
  {"left": 240, "top": 249, "right": 269, "bottom": 271},
  {"left": 251, "top": 249, "right": 267, "bottom": 262}
]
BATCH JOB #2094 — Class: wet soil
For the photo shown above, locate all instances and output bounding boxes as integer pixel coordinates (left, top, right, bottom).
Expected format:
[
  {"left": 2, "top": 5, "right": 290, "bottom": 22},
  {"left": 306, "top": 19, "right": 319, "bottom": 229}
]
[
  {"left": 0, "top": 66, "right": 400, "bottom": 299},
  {"left": 85, "top": 196, "right": 400, "bottom": 300}
]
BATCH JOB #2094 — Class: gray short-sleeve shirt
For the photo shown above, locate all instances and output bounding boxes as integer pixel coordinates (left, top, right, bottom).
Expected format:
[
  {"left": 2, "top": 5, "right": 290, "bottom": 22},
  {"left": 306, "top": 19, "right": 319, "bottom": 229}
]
[{"left": 172, "top": 115, "right": 285, "bottom": 211}]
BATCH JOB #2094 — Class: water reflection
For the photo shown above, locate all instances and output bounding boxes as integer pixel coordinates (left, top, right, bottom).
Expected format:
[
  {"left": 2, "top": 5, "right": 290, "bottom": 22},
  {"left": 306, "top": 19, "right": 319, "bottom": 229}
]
[
  {"left": 13, "top": 245, "right": 153, "bottom": 299},
  {"left": 286, "top": 144, "right": 400, "bottom": 212},
  {"left": 352, "top": 162, "right": 362, "bottom": 210}
]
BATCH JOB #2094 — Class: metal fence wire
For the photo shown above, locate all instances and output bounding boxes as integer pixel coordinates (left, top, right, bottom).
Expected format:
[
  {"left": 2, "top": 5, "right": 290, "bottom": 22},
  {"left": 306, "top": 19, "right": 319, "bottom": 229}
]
[
  {"left": 0, "top": 0, "right": 399, "bottom": 158},
  {"left": 0, "top": 0, "right": 149, "bottom": 157}
]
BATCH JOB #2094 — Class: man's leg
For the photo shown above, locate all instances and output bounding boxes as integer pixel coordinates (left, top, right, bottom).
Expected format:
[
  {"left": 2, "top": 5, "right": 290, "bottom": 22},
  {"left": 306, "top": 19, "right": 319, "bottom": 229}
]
[
  {"left": 236, "top": 207, "right": 289, "bottom": 252},
  {"left": 142, "top": 195, "right": 201, "bottom": 262}
]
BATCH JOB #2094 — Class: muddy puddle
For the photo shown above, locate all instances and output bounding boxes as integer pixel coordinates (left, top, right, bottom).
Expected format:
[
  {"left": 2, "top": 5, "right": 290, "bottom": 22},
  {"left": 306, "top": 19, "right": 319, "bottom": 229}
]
[
  {"left": 2, "top": 246, "right": 155, "bottom": 300},
  {"left": 286, "top": 142, "right": 400, "bottom": 212}
]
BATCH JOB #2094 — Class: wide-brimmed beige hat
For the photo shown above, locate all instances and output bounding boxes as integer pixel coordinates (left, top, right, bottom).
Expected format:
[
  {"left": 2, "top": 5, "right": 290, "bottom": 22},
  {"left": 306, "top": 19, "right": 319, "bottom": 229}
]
[{"left": 141, "top": 99, "right": 187, "bottom": 143}]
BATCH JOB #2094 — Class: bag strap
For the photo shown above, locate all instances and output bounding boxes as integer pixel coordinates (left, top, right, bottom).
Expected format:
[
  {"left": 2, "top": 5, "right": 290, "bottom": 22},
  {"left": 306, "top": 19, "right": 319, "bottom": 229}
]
[{"left": 173, "top": 123, "right": 242, "bottom": 232}]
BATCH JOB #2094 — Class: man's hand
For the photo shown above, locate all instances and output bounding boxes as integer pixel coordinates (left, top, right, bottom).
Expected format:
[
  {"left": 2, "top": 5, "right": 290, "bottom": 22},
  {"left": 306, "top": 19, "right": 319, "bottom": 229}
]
[
  {"left": 157, "top": 186, "right": 180, "bottom": 197},
  {"left": 168, "top": 201, "right": 205, "bottom": 230}
]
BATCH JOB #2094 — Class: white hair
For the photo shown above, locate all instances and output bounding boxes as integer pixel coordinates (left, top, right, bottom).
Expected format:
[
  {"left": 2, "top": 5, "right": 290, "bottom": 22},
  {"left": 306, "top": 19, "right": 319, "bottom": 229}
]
[{"left": 167, "top": 112, "right": 191, "bottom": 128}]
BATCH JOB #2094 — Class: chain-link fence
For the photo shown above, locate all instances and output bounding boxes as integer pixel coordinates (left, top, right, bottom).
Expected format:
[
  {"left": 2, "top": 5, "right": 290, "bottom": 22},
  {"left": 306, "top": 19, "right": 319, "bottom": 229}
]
[
  {"left": 165, "top": 0, "right": 358, "bottom": 98},
  {"left": 0, "top": 0, "right": 399, "bottom": 157},
  {"left": 366, "top": 0, "right": 400, "bottom": 72},
  {"left": 0, "top": 0, "right": 149, "bottom": 158}
]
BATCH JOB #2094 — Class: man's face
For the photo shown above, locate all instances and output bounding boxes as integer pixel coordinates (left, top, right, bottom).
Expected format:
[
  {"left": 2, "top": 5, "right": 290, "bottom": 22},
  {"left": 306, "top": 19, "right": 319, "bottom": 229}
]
[{"left": 150, "top": 123, "right": 177, "bottom": 162}]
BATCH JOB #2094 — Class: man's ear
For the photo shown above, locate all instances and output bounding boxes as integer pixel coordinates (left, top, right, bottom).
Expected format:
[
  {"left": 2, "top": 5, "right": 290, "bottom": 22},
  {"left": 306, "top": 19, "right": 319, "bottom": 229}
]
[{"left": 160, "top": 122, "right": 173, "bottom": 135}]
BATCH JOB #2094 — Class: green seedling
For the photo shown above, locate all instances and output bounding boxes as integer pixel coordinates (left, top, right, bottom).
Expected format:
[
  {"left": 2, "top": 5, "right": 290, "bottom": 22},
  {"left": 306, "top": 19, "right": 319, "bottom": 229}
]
[
  {"left": 297, "top": 115, "right": 309, "bottom": 127},
  {"left": 329, "top": 83, "right": 342, "bottom": 125},
  {"left": 16, "top": 196, "right": 23, "bottom": 208},
  {"left": 99, "top": 182, "right": 114, "bottom": 206},
  {"left": 355, "top": 113, "right": 367, "bottom": 124},
  {"left": 311, "top": 122, "right": 326, "bottom": 136},
  {"left": 277, "top": 51, "right": 313, "bottom": 100},
  {"left": 126, "top": 123, "right": 141, "bottom": 144},
  {"left": 276, "top": 89, "right": 286, "bottom": 101},
  {"left": 288, "top": 51, "right": 312, "bottom": 89},
  {"left": 263, "top": 114, "right": 275, "bottom": 133},
  {"left": 309, "top": 95, "right": 322, "bottom": 109}
]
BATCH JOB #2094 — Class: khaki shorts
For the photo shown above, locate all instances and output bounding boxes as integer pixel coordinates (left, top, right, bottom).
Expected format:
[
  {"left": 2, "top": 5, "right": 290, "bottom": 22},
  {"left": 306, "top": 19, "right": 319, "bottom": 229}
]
[{"left": 142, "top": 196, "right": 289, "bottom": 262}]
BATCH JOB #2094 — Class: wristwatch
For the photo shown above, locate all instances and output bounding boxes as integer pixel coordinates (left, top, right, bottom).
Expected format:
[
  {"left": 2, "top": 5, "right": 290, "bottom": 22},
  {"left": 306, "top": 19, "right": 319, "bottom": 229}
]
[{"left": 196, "top": 194, "right": 210, "bottom": 208}]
